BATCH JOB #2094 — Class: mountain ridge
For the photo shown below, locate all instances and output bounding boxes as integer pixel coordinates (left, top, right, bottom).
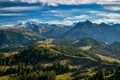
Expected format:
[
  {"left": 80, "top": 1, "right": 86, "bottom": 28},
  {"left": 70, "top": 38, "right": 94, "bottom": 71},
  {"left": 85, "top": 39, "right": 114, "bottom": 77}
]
[
  {"left": 62, "top": 20, "right": 120, "bottom": 42},
  {"left": 0, "top": 20, "right": 120, "bottom": 48}
]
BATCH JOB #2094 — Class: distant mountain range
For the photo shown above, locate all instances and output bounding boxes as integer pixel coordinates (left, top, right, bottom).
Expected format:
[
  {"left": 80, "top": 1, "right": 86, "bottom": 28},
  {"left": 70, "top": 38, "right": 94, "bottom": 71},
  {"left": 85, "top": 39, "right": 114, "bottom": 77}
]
[
  {"left": 62, "top": 20, "right": 120, "bottom": 42},
  {"left": 16, "top": 21, "right": 71, "bottom": 37},
  {"left": 0, "top": 20, "right": 120, "bottom": 48}
]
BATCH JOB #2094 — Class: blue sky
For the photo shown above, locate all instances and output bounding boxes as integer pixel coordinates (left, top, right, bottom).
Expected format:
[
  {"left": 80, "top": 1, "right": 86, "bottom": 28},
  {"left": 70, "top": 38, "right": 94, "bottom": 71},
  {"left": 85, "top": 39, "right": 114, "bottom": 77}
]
[{"left": 0, "top": 0, "right": 120, "bottom": 27}]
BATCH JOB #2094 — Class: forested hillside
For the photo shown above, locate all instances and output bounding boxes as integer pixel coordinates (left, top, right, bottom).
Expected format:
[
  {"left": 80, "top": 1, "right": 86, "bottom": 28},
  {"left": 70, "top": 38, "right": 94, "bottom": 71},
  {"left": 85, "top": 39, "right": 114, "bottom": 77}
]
[{"left": 0, "top": 40, "right": 120, "bottom": 80}]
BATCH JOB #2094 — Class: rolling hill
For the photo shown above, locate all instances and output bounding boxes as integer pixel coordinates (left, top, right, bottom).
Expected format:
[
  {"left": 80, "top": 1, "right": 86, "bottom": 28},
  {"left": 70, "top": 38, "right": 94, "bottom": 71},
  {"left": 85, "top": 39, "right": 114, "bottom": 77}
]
[{"left": 0, "top": 40, "right": 119, "bottom": 80}]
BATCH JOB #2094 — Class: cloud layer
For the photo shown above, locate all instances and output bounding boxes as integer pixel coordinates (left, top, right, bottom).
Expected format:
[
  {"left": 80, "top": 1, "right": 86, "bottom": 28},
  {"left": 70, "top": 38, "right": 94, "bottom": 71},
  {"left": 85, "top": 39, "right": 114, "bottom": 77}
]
[
  {"left": 1, "top": 0, "right": 120, "bottom": 6},
  {"left": 0, "top": 0, "right": 120, "bottom": 26},
  {"left": 0, "top": 6, "right": 40, "bottom": 11},
  {"left": 0, "top": 13, "right": 25, "bottom": 16}
]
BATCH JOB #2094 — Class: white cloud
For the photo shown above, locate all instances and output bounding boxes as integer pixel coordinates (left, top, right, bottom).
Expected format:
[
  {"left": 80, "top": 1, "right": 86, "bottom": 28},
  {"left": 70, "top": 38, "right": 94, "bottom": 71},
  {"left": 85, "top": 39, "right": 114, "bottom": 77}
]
[
  {"left": 47, "top": 20, "right": 75, "bottom": 25},
  {"left": 97, "top": 13, "right": 120, "bottom": 19},
  {"left": 89, "top": 10, "right": 120, "bottom": 19},
  {"left": 27, "top": 19, "right": 41, "bottom": 22},
  {"left": 65, "top": 15, "right": 88, "bottom": 21},
  {"left": 93, "top": 18, "right": 120, "bottom": 24},
  {"left": 17, "top": 19, "right": 42, "bottom": 24},
  {"left": 46, "top": 15, "right": 89, "bottom": 25},
  {"left": 1, "top": 24, "right": 15, "bottom": 27},
  {"left": 63, "top": 11, "right": 120, "bottom": 24},
  {"left": 19, "top": 10, "right": 120, "bottom": 25},
  {"left": 17, "top": 18, "right": 75, "bottom": 25},
  {"left": 0, "top": 13, "right": 25, "bottom": 16},
  {"left": 1, "top": 0, "right": 120, "bottom": 6},
  {"left": 0, "top": 6, "right": 41, "bottom": 11},
  {"left": 44, "top": 9, "right": 87, "bottom": 18},
  {"left": 104, "top": 6, "right": 120, "bottom": 11},
  {"left": 88, "top": 10, "right": 120, "bottom": 23}
]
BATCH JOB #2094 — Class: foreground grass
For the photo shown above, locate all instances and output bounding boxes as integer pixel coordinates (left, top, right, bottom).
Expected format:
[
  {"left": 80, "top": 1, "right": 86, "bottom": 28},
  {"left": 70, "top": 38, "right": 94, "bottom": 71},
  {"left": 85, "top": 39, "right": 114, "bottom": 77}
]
[
  {"left": 96, "top": 54, "right": 120, "bottom": 63},
  {"left": 0, "top": 75, "right": 10, "bottom": 80},
  {"left": 56, "top": 72, "right": 73, "bottom": 80},
  {"left": 0, "top": 74, "right": 16, "bottom": 80}
]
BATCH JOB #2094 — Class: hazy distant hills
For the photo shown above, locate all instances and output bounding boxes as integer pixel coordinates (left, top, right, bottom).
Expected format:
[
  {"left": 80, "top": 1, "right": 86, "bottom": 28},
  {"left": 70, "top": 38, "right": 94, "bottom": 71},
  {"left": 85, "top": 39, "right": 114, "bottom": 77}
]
[
  {"left": 0, "top": 20, "right": 120, "bottom": 48},
  {"left": 62, "top": 20, "right": 120, "bottom": 42}
]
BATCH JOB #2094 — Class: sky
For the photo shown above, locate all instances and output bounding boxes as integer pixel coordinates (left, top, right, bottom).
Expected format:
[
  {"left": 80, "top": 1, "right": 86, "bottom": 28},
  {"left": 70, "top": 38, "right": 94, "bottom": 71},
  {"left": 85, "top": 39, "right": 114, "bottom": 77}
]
[{"left": 0, "top": 0, "right": 120, "bottom": 27}]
